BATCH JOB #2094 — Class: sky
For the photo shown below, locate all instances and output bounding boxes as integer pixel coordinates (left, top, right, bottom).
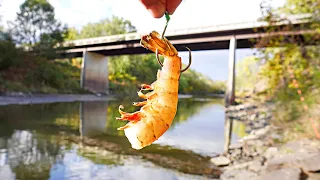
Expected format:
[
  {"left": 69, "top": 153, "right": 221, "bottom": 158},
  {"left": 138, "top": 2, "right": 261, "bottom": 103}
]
[{"left": 0, "top": 0, "right": 285, "bottom": 81}]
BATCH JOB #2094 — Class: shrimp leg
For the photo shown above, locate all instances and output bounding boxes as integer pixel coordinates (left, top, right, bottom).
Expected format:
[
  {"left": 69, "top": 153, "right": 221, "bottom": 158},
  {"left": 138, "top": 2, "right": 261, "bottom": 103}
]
[
  {"left": 141, "top": 84, "right": 153, "bottom": 90},
  {"left": 133, "top": 101, "right": 147, "bottom": 106},
  {"left": 116, "top": 105, "right": 144, "bottom": 122}
]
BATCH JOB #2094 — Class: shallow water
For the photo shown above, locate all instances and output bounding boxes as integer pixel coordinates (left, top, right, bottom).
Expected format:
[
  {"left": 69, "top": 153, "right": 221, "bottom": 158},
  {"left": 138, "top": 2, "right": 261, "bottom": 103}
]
[{"left": 0, "top": 97, "right": 246, "bottom": 179}]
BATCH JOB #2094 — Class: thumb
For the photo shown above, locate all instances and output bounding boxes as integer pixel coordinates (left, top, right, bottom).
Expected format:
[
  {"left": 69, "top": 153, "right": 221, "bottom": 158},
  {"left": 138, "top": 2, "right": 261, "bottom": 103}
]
[{"left": 140, "top": 0, "right": 166, "bottom": 18}]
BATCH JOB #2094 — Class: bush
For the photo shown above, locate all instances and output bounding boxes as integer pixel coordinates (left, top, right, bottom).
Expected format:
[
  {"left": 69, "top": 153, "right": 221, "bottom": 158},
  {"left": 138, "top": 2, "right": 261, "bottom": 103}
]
[
  {"left": 0, "top": 32, "right": 22, "bottom": 70},
  {"left": 24, "top": 59, "right": 80, "bottom": 92}
]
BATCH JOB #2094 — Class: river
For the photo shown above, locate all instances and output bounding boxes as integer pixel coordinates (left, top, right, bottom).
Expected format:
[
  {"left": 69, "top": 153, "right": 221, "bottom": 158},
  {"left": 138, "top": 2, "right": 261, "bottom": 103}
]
[{"left": 0, "top": 97, "right": 247, "bottom": 179}]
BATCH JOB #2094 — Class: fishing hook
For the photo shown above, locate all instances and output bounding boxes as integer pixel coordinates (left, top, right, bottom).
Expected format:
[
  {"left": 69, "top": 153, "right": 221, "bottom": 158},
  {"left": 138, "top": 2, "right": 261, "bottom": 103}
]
[{"left": 155, "top": 47, "right": 192, "bottom": 73}]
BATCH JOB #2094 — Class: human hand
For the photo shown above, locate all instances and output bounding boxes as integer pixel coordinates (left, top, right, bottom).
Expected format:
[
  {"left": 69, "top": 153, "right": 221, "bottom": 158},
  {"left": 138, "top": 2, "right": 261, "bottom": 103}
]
[{"left": 140, "top": 0, "right": 182, "bottom": 18}]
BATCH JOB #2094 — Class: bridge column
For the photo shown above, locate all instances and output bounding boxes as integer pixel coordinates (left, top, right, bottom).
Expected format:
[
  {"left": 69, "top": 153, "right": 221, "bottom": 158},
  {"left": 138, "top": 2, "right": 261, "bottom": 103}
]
[
  {"left": 224, "top": 35, "right": 237, "bottom": 153},
  {"left": 225, "top": 35, "right": 237, "bottom": 107},
  {"left": 81, "top": 51, "right": 109, "bottom": 94}
]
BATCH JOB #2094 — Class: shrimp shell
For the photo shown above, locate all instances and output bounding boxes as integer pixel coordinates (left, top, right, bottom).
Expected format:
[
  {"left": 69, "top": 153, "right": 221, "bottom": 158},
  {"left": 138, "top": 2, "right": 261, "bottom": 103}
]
[{"left": 116, "top": 31, "right": 183, "bottom": 150}]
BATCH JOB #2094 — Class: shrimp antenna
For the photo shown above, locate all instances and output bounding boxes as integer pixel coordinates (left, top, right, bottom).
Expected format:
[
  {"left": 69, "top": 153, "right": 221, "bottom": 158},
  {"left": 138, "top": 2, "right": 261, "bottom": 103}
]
[{"left": 180, "top": 47, "right": 192, "bottom": 73}]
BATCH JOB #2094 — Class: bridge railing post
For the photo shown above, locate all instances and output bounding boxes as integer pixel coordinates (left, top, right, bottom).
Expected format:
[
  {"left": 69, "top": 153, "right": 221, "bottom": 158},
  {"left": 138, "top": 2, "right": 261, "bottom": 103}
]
[{"left": 224, "top": 35, "right": 237, "bottom": 153}]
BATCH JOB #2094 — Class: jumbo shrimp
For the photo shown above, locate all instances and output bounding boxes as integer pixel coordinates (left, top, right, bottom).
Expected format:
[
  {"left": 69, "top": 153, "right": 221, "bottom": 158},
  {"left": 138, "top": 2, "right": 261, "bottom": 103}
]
[{"left": 116, "top": 31, "right": 192, "bottom": 150}]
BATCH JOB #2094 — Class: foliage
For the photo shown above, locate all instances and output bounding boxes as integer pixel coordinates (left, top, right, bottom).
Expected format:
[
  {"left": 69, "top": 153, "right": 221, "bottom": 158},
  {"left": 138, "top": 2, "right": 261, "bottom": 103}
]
[
  {"left": 236, "top": 56, "right": 263, "bottom": 94},
  {"left": 25, "top": 59, "right": 80, "bottom": 91},
  {"left": 178, "top": 67, "right": 225, "bottom": 94},
  {"left": 66, "top": 16, "right": 136, "bottom": 40},
  {"left": 0, "top": 0, "right": 83, "bottom": 94},
  {"left": 8, "top": 0, "right": 68, "bottom": 59},
  {"left": 107, "top": 54, "right": 225, "bottom": 96},
  {"left": 256, "top": 0, "right": 320, "bottom": 124},
  {"left": 281, "top": 0, "right": 320, "bottom": 14},
  {"left": 0, "top": 32, "right": 23, "bottom": 70},
  {"left": 0, "top": 53, "right": 82, "bottom": 93},
  {"left": 66, "top": 27, "right": 79, "bottom": 40}
]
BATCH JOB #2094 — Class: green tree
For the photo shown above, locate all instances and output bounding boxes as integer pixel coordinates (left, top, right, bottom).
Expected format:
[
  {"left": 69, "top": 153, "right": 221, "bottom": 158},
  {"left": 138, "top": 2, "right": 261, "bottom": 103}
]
[
  {"left": 66, "top": 27, "right": 80, "bottom": 40},
  {"left": 281, "top": 0, "right": 319, "bottom": 14},
  {"left": 256, "top": 0, "right": 320, "bottom": 123},
  {"left": 76, "top": 16, "right": 136, "bottom": 39},
  {"left": 8, "top": 0, "right": 68, "bottom": 58},
  {"left": 236, "top": 56, "right": 262, "bottom": 94}
]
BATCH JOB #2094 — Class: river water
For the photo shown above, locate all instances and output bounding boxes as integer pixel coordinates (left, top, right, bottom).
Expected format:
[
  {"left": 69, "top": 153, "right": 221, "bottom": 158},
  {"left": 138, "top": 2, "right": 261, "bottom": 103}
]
[{"left": 0, "top": 97, "right": 247, "bottom": 179}]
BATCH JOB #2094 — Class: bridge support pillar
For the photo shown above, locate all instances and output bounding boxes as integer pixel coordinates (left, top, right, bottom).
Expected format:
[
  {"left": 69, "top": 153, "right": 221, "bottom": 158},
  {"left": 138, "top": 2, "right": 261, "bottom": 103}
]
[
  {"left": 81, "top": 51, "right": 109, "bottom": 94},
  {"left": 225, "top": 35, "right": 237, "bottom": 107},
  {"left": 224, "top": 35, "right": 237, "bottom": 153}
]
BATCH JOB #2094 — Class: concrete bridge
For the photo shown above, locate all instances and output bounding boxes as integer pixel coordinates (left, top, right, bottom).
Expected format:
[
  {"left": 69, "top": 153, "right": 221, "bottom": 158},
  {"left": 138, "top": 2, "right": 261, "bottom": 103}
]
[{"left": 59, "top": 15, "right": 311, "bottom": 95}]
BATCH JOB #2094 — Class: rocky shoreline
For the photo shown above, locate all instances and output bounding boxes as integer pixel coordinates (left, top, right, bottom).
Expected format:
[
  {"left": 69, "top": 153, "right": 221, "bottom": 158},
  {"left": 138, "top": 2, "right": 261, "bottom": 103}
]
[{"left": 211, "top": 103, "right": 320, "bottom": 180}]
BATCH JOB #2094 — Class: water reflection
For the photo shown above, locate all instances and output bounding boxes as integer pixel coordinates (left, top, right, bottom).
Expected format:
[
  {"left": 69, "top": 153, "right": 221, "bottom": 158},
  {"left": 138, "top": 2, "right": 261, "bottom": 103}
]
[
  {"left": 156, "top": 104, "right": 232, "bottom": 156},
  {"left": 0, "top": 98, "right": 246, "bottom": 179},
  {"left": 80, "top": 102, "right": 108, "bottom": 137},
  {"left": 0, "top": 130, "right": 63, "bottom": 180}
]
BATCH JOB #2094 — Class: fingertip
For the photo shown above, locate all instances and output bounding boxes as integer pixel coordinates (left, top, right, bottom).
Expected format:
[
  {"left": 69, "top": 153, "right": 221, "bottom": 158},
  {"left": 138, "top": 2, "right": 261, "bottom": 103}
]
[
  {"left": 166, "top": 0, "right": 182, "bottom": 15},
  {"left": 147, "top": 4, "right": 166, "bottom": 18},
  {"left": 140, "top": 0, "right": 166, "bottom": 18}
]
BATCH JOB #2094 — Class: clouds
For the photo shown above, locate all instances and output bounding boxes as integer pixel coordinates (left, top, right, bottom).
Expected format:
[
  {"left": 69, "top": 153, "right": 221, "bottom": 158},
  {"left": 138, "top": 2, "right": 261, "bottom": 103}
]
[{"left": 1, "top": 0, "right": 285, "bottom": 32}]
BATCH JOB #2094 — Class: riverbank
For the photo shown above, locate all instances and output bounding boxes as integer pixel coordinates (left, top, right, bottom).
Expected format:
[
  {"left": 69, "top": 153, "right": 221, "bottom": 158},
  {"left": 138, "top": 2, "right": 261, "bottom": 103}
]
[
  {"left": 0, "top": 92, "right": 219, "bottom": 106},
  {"left": 0, "top": 93, "right": 117, "bottom": 106},
  {"left": 211, "top": 103, "right": 320, "bottom": 180}
]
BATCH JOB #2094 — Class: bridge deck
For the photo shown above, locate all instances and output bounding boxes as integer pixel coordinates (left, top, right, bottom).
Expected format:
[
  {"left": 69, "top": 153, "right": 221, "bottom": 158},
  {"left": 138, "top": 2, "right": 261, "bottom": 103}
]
[{"left": 59, "top": 15, "right": 312, "bottom": 57}]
